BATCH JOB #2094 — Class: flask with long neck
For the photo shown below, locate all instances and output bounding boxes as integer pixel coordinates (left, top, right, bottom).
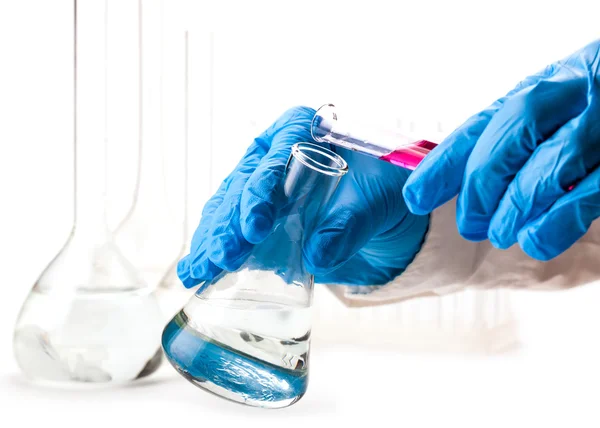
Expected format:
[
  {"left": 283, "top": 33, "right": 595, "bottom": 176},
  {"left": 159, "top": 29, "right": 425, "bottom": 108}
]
[
  {"left": 154, "top": 30, "right": 198, "bottom": 321},
  {"left": 112, "top": 0, "right": 183, "bottom": 291},
  {"left": 12, "top": 0, "right": 164, "bottom": 384}
]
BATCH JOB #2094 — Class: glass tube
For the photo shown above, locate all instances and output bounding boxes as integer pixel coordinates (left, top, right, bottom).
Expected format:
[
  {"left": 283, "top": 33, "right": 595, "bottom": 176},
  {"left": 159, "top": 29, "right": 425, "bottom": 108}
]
[
  {"left": 112, "top": 0, "right": 183, "bottom": 290},
  {"left": 155, "top": 31, "right": 218, "bottom": 323},
  {"left": 155, "top": 30, "right": 196, "bottom": 321},
  {"left": 162, "top": 142, "right": 348, "bottom": 408},
  {"left": 12, "top": 0, "right": 164, "bottom": 384},
  {"left": 311, "top": 103, "right": 438, "bottom": 171}
]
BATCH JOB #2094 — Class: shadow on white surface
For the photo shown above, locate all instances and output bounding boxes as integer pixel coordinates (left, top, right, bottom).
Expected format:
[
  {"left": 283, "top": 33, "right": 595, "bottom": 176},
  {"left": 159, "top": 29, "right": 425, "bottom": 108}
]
[
  {"left": 3, "top": 364, "right": 338, "bottom": 416},
  {"left": 4, "top": 368, "right": 179, "bottom": 395}
]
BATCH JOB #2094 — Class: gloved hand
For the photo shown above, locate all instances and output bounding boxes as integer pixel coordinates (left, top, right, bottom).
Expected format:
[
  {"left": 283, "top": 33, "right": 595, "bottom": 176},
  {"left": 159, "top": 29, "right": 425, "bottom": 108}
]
[
  {"left": 403, "top": 39, "right": 600, "bottom": 261},
  {"left": 178, "top": 106, "right": 429, "bottom": 288}
]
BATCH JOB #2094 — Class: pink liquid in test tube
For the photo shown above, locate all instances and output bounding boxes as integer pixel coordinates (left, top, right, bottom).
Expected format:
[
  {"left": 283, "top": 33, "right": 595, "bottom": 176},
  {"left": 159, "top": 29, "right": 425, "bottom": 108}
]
[
  {"left": 311, "top": 104, "right": 443, "bottom": 172},
  {"left": 378, "top": 140, "right": 438, "bottom": 171}
]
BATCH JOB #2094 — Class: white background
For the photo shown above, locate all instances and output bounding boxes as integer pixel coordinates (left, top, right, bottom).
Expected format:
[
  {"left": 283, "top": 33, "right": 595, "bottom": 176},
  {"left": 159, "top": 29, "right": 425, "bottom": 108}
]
[{"left": 2, "top": 0, "right": 600, "bottom": 426}]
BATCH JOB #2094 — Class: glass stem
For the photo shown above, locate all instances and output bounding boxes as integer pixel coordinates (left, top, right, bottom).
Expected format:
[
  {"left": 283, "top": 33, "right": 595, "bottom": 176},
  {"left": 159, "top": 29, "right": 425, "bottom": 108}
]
[
  {"left": 72, "top": 0, "right": 110, "bottom": 240},
  {"left": 181, "top": 29, "right": 190, "bottom": 247},
  {"left": 113, "top": 0, "right": 170, "bottom": 234}
]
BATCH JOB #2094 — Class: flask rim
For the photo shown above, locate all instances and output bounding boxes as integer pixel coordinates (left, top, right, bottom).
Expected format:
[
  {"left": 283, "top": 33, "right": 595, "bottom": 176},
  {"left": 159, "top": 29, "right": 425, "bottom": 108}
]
[{"left": 291, "top": 142, "right": 348, "bottom": 177}]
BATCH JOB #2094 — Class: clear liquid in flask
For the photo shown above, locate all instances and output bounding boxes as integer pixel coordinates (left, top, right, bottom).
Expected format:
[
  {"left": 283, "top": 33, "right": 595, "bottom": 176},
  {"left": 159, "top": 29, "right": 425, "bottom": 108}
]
[
  {"left": 162, "top": 293, "right": 311, "bottom": 408},
  {"left": 14, "top": 287, "right": 165, "bottom": 384}
]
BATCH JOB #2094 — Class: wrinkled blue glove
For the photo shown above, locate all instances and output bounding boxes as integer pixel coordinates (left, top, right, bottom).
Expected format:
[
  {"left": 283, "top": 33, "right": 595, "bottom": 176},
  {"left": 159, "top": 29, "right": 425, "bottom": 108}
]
[
  {"left": 403, "top": 39, "right": 600, "bottom": 261},
  {"left": 178, "top": 106, "right": 429, "bottom": 288}
]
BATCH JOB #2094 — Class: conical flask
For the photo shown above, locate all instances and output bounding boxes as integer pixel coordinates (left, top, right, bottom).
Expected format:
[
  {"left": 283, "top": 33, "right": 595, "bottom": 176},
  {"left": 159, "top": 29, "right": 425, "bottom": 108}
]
[
  {"left": 162, "top": 142, "right": 348, "bottom": 408},
  {"left": 12, "top": 0, "right": 164, "bottom": 384}
]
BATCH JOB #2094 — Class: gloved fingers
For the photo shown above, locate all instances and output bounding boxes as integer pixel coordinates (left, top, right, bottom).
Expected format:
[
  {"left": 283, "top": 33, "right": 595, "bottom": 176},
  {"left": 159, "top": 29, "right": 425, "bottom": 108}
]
[
  {"left": 178, "top": 138, "right": 272, "bottom": 285},
  {"left": 489, "top": 108, "right": 600, "bottom": 249},
  {"left": 403, "top": 62, "right": 562, "bottom": 216},
  {"left": 177, "top": 180, "right": 229, "bottom": 287},
  {"left": 208, "top": 188, "right": 254, "bottom": 272},
  {"left": 516, "top": 164, "right": 600, "bottom": 261},
  {"left": 206, "top": 150, "right": 268, "bottom": 272},
  {"left": 240, "top": 106, "right": 316, "bottom": 244},
  {"left": 177, "top": 253, "right": 222, "bottom": 288},
  {"left": 178, "top": 106, "right": 318, "bottom": 283},
  {"left": 402, "top": 109, "right": 496, "bottom": 216},
  {"left": 456, "top": 76, "right": 589, "bottom": 241}
]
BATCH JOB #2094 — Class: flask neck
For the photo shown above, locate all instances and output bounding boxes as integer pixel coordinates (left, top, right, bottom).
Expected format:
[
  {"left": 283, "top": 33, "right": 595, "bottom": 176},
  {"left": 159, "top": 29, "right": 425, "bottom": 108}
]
[
  {"left": 71, "top": 0, "right": 111, "bottom": 239},
  {"left": 129, "top": 134, "right": 170, "bottom": 213},
  {"left": 125, "top": 0, "right": 171, "bottom": 215},
  {"left": 239, "top": 143, "right": 348, "bottom": 287},
  {"left": 281, "top": 143, "right": 349, "bottom": 234},
  {"left": 71, "top": 136, "right": 111, "bottom": 239}
]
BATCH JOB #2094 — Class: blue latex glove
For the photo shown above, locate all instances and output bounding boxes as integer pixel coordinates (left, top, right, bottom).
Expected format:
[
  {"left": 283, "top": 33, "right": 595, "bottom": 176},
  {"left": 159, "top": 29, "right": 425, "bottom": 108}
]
[
  {"left": 178, "top": 106, "right": 429, "bottom": 288},
  {"left": 403, "top": 39, "right": 600, "bottom": 261}
]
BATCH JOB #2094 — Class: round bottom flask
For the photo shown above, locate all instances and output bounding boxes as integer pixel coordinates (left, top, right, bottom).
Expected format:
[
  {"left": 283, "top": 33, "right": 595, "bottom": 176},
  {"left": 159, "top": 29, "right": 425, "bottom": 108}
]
[
  {"left": 13, "top": 0, "right": 165, "bottom": 384},
  {"left": 162, "top": 143, "right": 348, "bottom": 408},
  {"left": 13, "top": 236, "right": 164, "bottom": 384}
]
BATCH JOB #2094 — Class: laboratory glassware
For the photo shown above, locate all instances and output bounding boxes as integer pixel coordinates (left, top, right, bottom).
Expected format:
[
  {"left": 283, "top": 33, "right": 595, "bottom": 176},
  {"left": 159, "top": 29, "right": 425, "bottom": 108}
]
[
  {"left": 12, "top": 0, "right": 165, "bottom": 384},
  {"left": 112, "top": 0, "right": 183, "bottom": 291},
  {"left": 311, "top": 103, "right": 439, "bottom": 171},
  {"left": 162, "top": 142, "right": 348, "bottom": 408},
  {"left": 155, "top": 30, "right": 197, "bottom": 321}
]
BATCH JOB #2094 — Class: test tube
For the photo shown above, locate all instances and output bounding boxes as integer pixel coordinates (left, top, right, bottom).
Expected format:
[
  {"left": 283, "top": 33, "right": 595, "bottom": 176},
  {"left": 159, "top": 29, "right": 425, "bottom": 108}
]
[{"left": 311, "top": 103, "right": 438, "bottom": 171}]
